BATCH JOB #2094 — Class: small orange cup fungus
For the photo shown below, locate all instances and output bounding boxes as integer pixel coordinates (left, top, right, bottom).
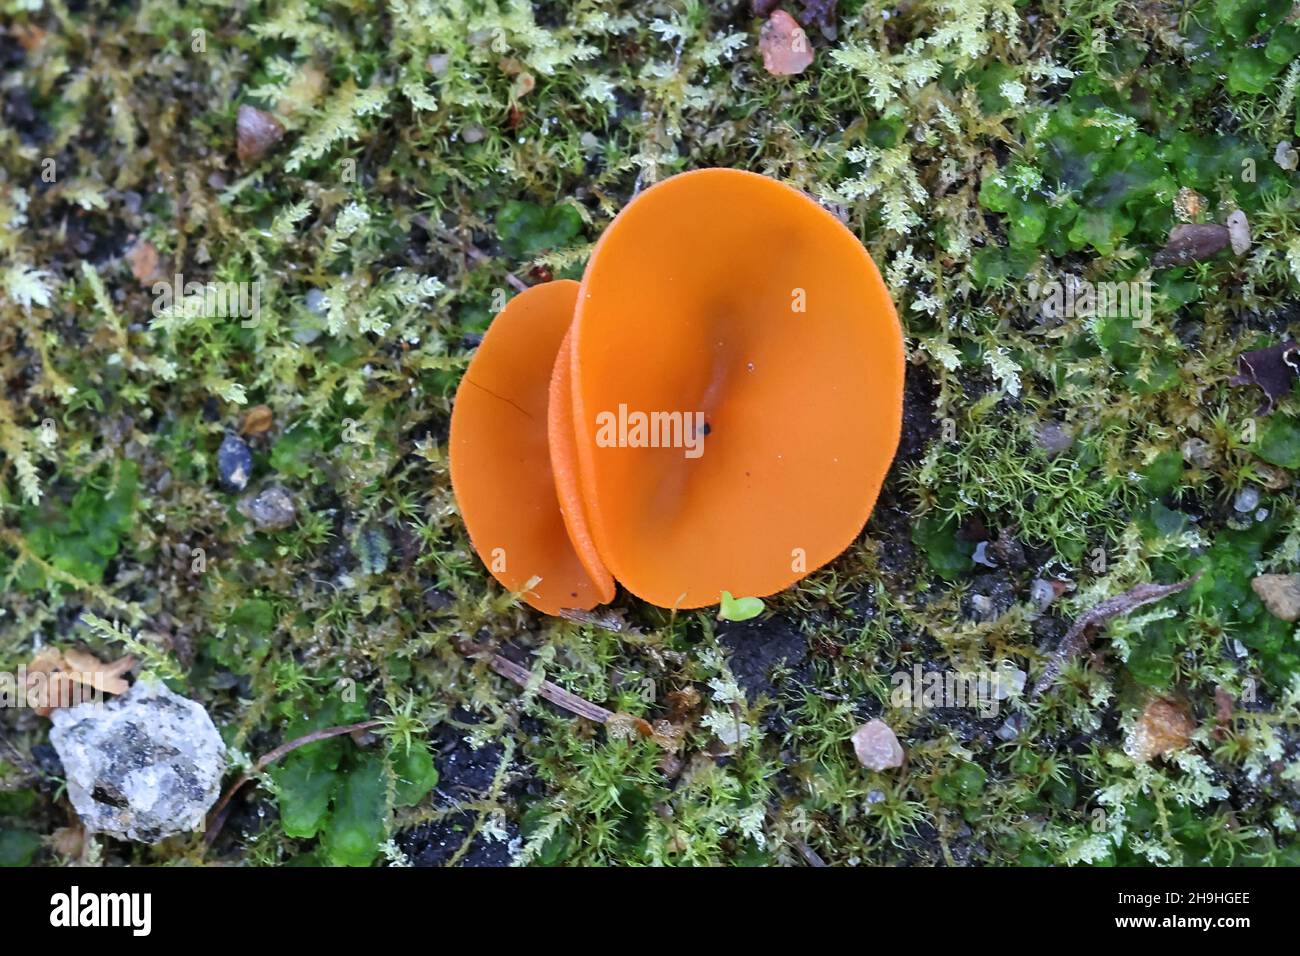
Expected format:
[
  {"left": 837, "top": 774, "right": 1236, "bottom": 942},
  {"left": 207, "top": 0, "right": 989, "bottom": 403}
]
[
  {"left": 570, "top": 169, "right": 903, "bottom": 608},
  {"left": 450, "top": 169, "right": 904, "bottom": 614},
  {"left": 449, "top": 280, "right": 611, "bottom": 614}
]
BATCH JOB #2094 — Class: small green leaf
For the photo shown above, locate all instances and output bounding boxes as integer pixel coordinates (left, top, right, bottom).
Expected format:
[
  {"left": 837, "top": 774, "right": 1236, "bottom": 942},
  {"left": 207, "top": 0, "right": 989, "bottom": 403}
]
[
  {"left": 718, "top": 591, "right": 764, "bottom": 622},
  {"left": 497, "top": 201, "right": 583, "bottom": 258},
  {"left": 0, "top": 828, "right": 42, "bottom": 866},
  {"left": 273, "top": 749, "right": 340, "bottom": 839},
  {"left": 322, "top": 754, "right": 387, "bottom": 867},
  {"left": 1253, "top": 415, "right": 1300, "bottom": 469},
  {"left": 391, "top": 742, "right": 439, "bottom": 807}
]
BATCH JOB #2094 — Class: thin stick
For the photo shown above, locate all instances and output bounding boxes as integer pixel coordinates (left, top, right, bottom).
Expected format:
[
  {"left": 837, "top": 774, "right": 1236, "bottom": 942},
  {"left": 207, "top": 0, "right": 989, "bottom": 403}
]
[
  {"left": 486, "top": 653, "right": 614, "bottom": 723},
  {"left": 1031, "top": 572, "right": 1202, "bottom": 697}
]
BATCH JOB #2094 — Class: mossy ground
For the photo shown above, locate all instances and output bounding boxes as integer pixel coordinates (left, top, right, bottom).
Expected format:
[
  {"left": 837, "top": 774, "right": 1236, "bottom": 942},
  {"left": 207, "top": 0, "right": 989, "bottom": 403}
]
[{"left": 2, "top": 0, "right": 1300, "bottom": 866}]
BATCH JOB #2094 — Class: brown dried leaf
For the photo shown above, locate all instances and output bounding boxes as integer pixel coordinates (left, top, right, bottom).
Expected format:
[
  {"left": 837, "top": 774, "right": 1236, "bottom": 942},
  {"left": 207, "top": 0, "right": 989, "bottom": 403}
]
[
  {"left": 1151, "top": 223, "right": 1229, "bottom": 268},
  {"left": 240, "top": 404, "right": 274, "bottom": 435},
  {"left": 236, "top": 105, "right": 285, "bottom": 166},
  {"left": 760, "top": 10, "right": 814, "bottom": 76},
  {"left": 49, "top": 825, "right": 85, "bottom": 860},
  {"left": 25, "top": 647, "right": 136, "bottom": 716}
]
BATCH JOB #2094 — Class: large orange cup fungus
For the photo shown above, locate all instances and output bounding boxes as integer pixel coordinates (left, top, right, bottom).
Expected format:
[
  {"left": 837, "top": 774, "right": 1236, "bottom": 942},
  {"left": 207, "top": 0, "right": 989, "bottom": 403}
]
[{"left": 450, "top": 168, "right": 904, "bottom": 615}]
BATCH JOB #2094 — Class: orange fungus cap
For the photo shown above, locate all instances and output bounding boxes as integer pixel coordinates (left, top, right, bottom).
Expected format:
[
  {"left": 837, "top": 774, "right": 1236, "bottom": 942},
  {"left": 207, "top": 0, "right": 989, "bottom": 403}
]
[
  {"left": 449, "top": 279, "right": 611, "bottom": 614},
  {"left": 569, "top": 168, "right": 904, "bottom": 609}
]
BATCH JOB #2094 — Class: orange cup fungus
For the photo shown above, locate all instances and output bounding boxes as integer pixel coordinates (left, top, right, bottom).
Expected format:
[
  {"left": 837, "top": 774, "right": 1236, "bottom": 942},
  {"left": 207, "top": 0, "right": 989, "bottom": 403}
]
[{"left": 450, "top": 168, "right": 904, "bottom": 615}]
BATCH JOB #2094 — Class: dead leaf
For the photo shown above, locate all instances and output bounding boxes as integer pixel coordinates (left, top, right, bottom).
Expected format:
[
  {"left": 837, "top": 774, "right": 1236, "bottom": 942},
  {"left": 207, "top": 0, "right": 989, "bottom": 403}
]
[
  {"left": 760, "top": 10, "right": 814, "bottom": 76},
  {"left": 276, "top": 64, "right": 326, "bottom": 119},
  {"left": 240, "top": 404, "right": 274, "bottom": 435},
  {"left": 1229, "top": 340, "right": 1300, "bottom": 414},
  {"left": 236, "top": 104, "right": 285, "bottom": 166},
  {"left": 1152, "top": 223, "right": 1229, "bottom": 268},
  {"left": 1214, "top": 686, "right": 1235, "bottom": 734},
  {"left": 12, "top": 23, "right": 47, "bottom": 53},
  {"left": 25, "top": 647, "right": 136, "bottom": 716},
  {"left": 49, "top": 825, "right": 85, "bottom": 859},
  {"left": 499, "top": 58, "right": 536, "bottom": 100},
  {"left": 1125, "top": 697, "right": 1195, "bottom": 762},
  {"left": 126, "top": 240, "right": 161, "bottom": 284}
]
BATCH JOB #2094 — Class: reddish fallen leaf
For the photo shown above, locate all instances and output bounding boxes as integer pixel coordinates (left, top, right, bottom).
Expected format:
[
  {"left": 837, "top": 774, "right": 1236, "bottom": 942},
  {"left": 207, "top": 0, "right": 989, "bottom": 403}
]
[
  {"left": 760, "top": 10, "right": 814, "bottom": 76},
  {"left": 1152, "top": 223, "right": 1229, "bottom": 268},
  {"left": 1031, "top": 573, "right": 1201, "bottom": 697},
  {"left": 1229, "top": 341, "right": 1300, "bottom": 414},
  {"left": 236, "top": 104, "right": 285, "bottom": 166},
  {"left": 1213, "top": 686, "right": 1235, "bottom": 739}
]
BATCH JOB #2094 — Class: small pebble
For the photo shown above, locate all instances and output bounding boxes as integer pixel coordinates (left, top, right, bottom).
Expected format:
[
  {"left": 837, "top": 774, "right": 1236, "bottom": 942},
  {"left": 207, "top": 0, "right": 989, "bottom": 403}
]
[
  {"left": 237, "top": 484, "right": 298, "bottom": 532},
  {"left": 217, "top": 433, "right": 253, "bottom": 492},
  {"left": 972, "top": 540, "right": 997, "bottom": 568},
  {"left": 992, "top": 665, "right": 1027, "bottom": 701},
  {"left": 1233, "top": 487, "right": 1260, "bottom": 513},
  {"left": 1029, "top": 578, "right": 1056, "bottom": 611},
  {"left": 1274, "top": 141, "right": 1299, "bottom": 172},
  {"left": 49, "top": 680, "right": 226, "bottom": 843},
  {"left": 1181, "top": 437, "right": 1214, "bottom": 469},
  {"left": 1251, "top": 573, "right": 1300, "bottom": 622},
  {"left": 1035, "top": 421, "right": 1074, "bottom": 457},
  {"left": 305, "top": 288, "right": 329, "bottom": 315},
  {"left": 851, "top": 719, "right": 904, "bottom": 771},
  {"left": 1227, "top": 210, "right": 1251, "bottom": 256},
  {"left": 236, "top": 104, "right": 284, "bottom": 166},
  {"left": 995, "top": 713, "right": 1027, "bottom": 741}
]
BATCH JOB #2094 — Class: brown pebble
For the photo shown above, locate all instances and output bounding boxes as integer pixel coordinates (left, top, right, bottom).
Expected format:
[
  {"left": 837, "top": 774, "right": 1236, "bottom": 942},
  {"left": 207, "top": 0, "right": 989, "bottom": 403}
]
[{"left": 236, "top": 104, "right": 285, "bottom": 166}]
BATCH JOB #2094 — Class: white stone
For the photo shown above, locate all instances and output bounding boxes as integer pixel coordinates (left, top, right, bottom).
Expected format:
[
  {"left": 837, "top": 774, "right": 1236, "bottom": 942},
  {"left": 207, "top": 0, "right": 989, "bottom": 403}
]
[
  {"left": 49, "top": 680, "right": 226, "bottom": 843},
  {"left": 851, "top": 719, "right": 904, "bottom": 771}
]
